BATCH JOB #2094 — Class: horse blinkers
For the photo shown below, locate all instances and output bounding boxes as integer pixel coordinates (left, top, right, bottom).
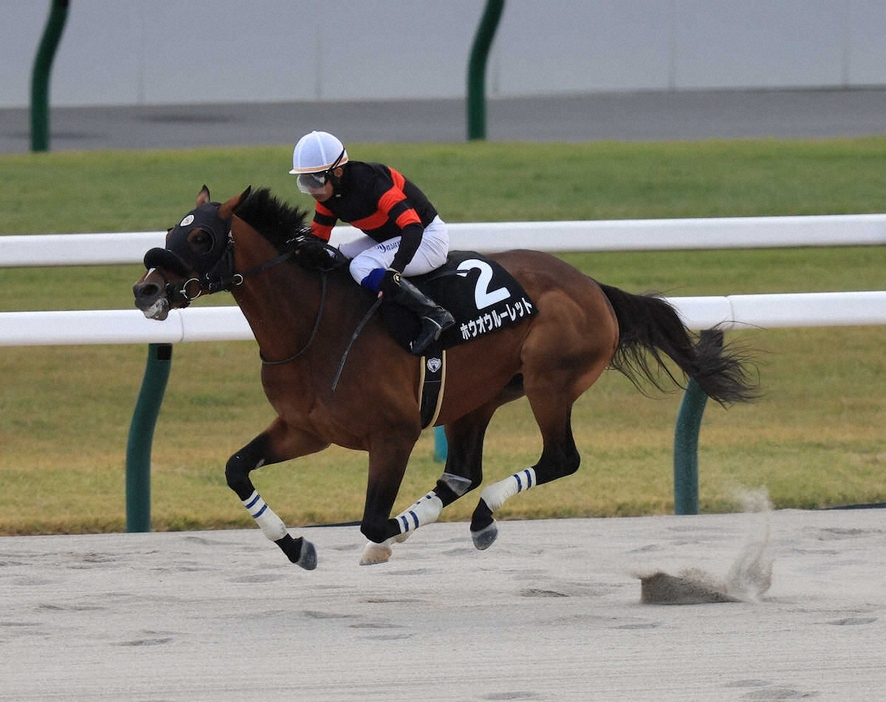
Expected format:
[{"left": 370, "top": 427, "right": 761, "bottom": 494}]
[{"left": 136, "top": 203, "right": 235, "bottom": 315}]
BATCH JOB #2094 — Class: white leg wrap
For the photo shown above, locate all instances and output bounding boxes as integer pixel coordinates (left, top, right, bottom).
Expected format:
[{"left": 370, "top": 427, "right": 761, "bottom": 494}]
[
  {"left": 480, "top": 468, "right": 537, "bottom": 512},
  {"left": 242, "top": 491, "right": 287, "bottom": 542},
  {"left": 394, "top": 492, "right": 444, "bottom": 534}
]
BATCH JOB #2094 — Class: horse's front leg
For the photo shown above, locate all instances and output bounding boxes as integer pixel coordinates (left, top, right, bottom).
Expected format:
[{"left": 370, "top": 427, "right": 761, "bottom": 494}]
[
  {"left": 226, "top": 418, "right": 329, "bottom": 570},
  {"left": 358, "top": 430, "right": 423, "bottom": 565},
  {"left": 360, "top": 404, "right": 500, "bottom": 564}
]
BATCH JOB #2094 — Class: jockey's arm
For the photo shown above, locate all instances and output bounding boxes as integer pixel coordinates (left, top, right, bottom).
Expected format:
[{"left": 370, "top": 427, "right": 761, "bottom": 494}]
[{"left": 390, "top": 221, "right": 424, "bottom": 273}]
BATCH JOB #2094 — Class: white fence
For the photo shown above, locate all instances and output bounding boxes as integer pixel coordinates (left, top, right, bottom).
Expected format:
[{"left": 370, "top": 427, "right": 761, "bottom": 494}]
[
  {"left": 3, "top": 291, "right": 886, "bottom": 348},
  {"left": 2, "top": 214, "right": 885, "bottom": 346},
  {"left": 2, "top": 213, "right": 886, "bottom": 266}
]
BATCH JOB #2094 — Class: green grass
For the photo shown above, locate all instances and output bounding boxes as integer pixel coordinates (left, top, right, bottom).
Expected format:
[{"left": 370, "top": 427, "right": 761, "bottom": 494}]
[
  {"left": 4, "top": 138, "right": 886, "bottom": 235},
  {"left": 1, "top": 138, "right": 884, "bottom": 535}
]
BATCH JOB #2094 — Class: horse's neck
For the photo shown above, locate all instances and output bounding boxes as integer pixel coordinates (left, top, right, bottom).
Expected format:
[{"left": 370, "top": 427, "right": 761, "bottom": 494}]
[{"left": 230, "top": 234, "right": 320, "bottom": 361}]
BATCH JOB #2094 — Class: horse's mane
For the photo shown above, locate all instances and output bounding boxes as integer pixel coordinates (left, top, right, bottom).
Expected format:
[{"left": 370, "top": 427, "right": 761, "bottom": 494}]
[
  {"left": 233, "top": 186, "right": 349, "bottom": 273},
  {"left": 233, "top": 187, "right": 310, "bottom": 253}
]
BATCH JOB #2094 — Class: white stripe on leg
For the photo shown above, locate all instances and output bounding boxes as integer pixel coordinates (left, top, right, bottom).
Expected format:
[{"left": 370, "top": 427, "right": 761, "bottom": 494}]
[
  {"left": 394, "top": 492, "right": 443, "bottom": 535},
  {"left": 242, "top": 490, "right": 287, "bottom": 541},
  {"left": 479, "top": 468, "right": 537, "bottom": 512}
]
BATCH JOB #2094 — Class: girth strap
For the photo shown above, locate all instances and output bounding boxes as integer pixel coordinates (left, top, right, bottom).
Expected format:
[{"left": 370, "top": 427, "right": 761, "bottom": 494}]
[{"left": 418, "top": 344, "right": 446, "bottom": 429}]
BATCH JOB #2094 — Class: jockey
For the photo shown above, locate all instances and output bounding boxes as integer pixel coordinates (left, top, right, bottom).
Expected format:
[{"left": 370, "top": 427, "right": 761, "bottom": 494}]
[{"left": 290, "top": 130, "right": 455, "bottom": 356}]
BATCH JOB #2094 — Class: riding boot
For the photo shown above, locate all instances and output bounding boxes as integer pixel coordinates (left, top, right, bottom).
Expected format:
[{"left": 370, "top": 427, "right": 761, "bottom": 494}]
[{"left": 391, "top": 278, "right": 455, "bottom": 355}]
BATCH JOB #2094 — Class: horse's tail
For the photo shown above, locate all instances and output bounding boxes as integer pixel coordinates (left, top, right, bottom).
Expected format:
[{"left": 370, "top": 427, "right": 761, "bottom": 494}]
[{"left": 598, "top": 283, "right": 757, "bottom": 406}]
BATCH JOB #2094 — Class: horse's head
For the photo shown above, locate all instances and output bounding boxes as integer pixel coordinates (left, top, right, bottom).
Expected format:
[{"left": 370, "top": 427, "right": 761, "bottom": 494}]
[{"left": 133, "top": 185, "right": 250, "bottom": 320}]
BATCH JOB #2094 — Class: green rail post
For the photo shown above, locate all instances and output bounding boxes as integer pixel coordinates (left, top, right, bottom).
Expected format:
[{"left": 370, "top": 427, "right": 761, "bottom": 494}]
[
  {"left": 30, "top": 0, "right": 70, "bottom": 153},
  {"left": 672, "top": 378, "right": 707, "bottom": 515},
  {"left": 434, "top": 425, "right": 448, "bottom": 463},
  {"left": 672, "top": 329, "right": 722, "bottom": 515},
  {"left": 467, "top": 0, "right": 505, "bottom": 140},
  {"left": 125, "top": 343, "right": 173, "bottom": 532}
]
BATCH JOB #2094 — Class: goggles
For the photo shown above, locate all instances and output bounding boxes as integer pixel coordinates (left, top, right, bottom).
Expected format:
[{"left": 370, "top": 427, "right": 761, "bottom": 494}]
[
  {"left": 297, "top": 171, "right": 330, "bottom": 194},
  {"left": 295, "top": 148, "right": 347, "bottom": 194}
]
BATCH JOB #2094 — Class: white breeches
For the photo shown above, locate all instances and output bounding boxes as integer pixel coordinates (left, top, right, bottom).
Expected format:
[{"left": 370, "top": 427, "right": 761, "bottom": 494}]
[{"left": 340, "top": 216, "right": 449, "bottom": 283}]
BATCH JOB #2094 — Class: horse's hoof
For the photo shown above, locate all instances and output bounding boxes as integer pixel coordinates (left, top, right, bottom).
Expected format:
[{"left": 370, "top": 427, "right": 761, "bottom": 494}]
[
  {"left": 471, "top": 521, "right": 498, "bottom": 550},
  {"left": 360, "top": 540, "right": 392, "bottom": 565},
  {"left": 297, "top": 539, "right": 318, "bottom": 570}
]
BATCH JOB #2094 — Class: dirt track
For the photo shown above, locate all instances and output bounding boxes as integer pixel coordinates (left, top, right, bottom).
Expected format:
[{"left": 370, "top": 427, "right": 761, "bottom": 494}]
[{"left": 2, "top": 510, "right": 884, "bottom": 701}]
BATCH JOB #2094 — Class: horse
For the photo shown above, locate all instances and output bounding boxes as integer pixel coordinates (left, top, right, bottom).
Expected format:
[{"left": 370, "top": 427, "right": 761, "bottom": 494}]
[{"left": 133, "top": 186, "right": 756, "bottom": 568}]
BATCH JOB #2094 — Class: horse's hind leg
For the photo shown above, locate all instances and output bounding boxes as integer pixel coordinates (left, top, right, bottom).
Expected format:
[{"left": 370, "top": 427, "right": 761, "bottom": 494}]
[
  {"left": 470, "top": 301, "right": 615, "bottom": 549},
  {"left": 469, "top": 403, "right": 580, "bottom": 549},
  {"left": 226, "top": 418, "right": 328, "bottom": 569}
]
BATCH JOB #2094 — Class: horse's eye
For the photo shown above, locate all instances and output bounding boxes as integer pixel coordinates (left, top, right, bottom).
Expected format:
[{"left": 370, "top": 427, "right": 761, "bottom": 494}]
[{"left": 189, "top": 229, "right": 213, "bottom": 254}]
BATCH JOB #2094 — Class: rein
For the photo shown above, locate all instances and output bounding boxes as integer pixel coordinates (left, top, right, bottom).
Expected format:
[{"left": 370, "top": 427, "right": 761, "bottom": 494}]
[
  {"left": 331, "top": 296, "right": 383, "bottom": 392},
  {"left": 190, "top": 246, "right": 297, "bottom": 299},
  {"left": 260, "top": 271, "right": 328, "bottom": 366},
  {"left": 208, "top": 248, "right": 296, "bottom": 294},
  {"left": 254, "top": 236, "right": 345, "bottom": 365},
  {"left": 154, "top": 228, "right": 345, "bottom": 367}
]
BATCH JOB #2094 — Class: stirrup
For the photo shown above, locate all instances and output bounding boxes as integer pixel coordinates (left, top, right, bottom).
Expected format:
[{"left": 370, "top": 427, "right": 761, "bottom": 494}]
[{"left": 409, "top": 314, "right": 453, "bottom": 356}]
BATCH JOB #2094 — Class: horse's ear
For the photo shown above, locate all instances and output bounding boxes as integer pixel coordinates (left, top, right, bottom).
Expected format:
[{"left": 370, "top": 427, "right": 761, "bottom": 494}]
[
  {"left": 196, "top": 185, "right": 211, "bottom": 207},
  {"left": 218, "top": 186, "right": 251, "bottom": 220}
]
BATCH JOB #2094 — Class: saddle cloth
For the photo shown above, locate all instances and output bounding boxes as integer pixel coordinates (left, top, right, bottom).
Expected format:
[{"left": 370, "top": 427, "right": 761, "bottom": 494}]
[
  {"left": 378, "top": 251, "right": 537, "bottom": 429},
  {"left": 380, "top": 250, "right": 537, "bottom": 353}
]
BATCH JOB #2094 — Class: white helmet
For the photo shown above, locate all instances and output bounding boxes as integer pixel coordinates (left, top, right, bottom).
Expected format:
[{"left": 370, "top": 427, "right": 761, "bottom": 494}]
[{"left": 289, "top": 131, "right": 349, "bottom": 175}]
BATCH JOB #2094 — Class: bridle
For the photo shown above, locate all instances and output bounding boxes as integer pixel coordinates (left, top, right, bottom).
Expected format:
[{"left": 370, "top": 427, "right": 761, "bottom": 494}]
[
  {"left": 152, "top": 239, "right": 332, "bottom": 365},
  {"left": 143, "top": 205, "right": 344, "bottom": 364},
  {"left": 143, "top": 202, "right": 241, "bottom": 306}
]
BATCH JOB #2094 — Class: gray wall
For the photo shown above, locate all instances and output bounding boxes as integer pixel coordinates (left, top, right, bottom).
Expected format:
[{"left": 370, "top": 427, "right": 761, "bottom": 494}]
[{"left": 3, "top": 0, "right": 885, "bottom": 109}]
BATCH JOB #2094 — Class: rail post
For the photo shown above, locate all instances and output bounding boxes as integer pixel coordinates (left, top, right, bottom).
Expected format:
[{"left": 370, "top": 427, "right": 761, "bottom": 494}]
[
  {"left": 467, "top": 0, "right": 505, "bottom": 140},
  {"left": 125, "top": 343, "right": 173, "bottom": 532},
  {"left": 30, "top": 0, "right": 70, "bottom": 153},
  {"left": 672, "top": 329, "right": 722, "bottom": 515},
  {"left": 434, "top": 425, "right": 448, "bottom": 462}
]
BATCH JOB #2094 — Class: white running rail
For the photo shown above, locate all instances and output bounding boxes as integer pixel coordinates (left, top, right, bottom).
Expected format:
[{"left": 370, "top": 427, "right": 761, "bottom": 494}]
[
  {"left": 2, "top": 213, "right": 885, "bottom": 267},
  {"left": 2, "top": 214, "right": 883, "bottom": 346}
]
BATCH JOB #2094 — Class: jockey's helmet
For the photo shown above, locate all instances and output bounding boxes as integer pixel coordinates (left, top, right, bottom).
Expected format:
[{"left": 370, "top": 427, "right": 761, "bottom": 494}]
[{"left": 290, "top": 131, "right": 349, "bottom": 193}]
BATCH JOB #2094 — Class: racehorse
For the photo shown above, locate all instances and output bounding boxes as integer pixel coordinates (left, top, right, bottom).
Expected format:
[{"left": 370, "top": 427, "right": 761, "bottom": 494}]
[{"left": 133, "top": 186, "right": 756, "bottom": 568}]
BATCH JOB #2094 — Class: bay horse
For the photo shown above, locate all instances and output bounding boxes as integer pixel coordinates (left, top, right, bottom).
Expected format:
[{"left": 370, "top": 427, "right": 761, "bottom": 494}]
[{"left": 133, "top": 186, "right": 755, "bottom": 568}]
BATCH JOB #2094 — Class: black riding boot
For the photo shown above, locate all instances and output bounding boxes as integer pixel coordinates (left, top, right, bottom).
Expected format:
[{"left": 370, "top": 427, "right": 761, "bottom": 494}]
[{"left": 392, "top": 278, "right": 455, "bottom": 355}]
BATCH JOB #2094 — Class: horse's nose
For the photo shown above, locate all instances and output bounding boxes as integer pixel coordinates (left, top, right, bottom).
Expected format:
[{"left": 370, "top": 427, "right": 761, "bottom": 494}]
[
  {"left": 133, "top": 279, "right": 170, "bottom": 320},
  {"left": 133, "top": 280, "right": 161, "bottom": 301}
]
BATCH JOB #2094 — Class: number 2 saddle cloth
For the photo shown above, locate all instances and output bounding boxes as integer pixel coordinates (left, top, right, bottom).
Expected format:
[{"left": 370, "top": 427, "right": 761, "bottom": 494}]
[{"left": 380, "top": 250, "right": 537, "bottom": 428}]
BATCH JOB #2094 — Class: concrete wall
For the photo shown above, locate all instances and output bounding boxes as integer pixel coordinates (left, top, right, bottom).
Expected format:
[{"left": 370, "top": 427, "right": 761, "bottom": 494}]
[{"left": 3, "top": 0, "right": 885, "bottom": 109}]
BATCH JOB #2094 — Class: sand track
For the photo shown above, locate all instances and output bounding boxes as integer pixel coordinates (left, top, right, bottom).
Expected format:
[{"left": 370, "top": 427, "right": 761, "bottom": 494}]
[{"left": 2, "top": 510, "right": 884, "bottom": 701}]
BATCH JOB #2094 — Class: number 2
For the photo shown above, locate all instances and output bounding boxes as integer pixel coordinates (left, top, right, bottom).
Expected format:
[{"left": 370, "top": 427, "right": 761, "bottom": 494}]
[{"left": 457, "top": 259, "right": 509, "bottom": 309}]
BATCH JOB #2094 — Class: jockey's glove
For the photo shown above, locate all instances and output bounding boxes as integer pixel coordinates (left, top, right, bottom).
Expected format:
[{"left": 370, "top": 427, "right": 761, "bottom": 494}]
[{"left": 294, "top": 234, "right": 345, "bottom": 270}]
